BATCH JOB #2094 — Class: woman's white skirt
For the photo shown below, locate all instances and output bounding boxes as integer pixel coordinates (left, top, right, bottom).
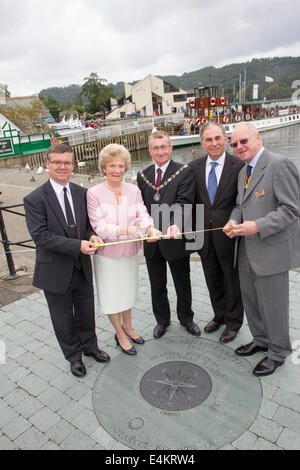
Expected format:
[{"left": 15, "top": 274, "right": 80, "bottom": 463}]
[{"left": 93, "top": 254, "right": 139, "bottom": 314}]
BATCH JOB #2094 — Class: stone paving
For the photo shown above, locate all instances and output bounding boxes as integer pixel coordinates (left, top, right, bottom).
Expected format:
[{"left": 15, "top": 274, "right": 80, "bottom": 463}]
[{"left": 0, "top": 261, "right": 300, "bottom": 450}]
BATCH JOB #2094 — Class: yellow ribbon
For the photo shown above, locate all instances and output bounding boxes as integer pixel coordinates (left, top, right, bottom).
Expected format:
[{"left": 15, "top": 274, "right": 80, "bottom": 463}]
[{"left": 92, "top": 227, "right": 225, "bottom": 248}]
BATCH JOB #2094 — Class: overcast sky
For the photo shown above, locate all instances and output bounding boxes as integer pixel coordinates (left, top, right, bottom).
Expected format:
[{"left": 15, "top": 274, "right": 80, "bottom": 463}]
[{"left": 1, "top": 0, "right": 300, "bottom": 96}]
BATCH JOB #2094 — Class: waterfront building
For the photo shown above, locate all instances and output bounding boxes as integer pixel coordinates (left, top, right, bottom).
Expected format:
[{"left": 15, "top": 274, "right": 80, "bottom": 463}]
[{"left": 107, "top": 74, "right": 190, "bottom": 120}]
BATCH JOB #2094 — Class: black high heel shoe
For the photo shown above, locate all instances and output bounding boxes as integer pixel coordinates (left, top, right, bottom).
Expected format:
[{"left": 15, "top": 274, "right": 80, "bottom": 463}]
[
  {"left": 114, "top": 334, "right": 137, "bottom": 355},
  {"left": 122, "top": 327, "right": 145, "bottom": 344}
]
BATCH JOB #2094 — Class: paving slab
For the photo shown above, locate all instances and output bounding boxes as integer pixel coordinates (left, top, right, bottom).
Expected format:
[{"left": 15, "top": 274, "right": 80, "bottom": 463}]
[{"left": 0, "top": 262, "right": 299, "bottom": 450}]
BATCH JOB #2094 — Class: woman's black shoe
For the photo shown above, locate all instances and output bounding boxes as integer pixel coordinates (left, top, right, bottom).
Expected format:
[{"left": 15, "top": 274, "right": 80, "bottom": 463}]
[
  {"left": 122, "top": 327, "right": 145, "bottom": 344},
  {"left": 114, "top": 334, "right": 137, "bottom": 355}
]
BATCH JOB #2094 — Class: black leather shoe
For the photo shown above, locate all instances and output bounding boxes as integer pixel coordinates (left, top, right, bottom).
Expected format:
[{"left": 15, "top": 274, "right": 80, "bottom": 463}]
[
  {"left": 123, "top": 327, "right": 145, "bottom": 344},
  {"left": 219, "top": 328, "right": 237, "bottom": 343},
  {"left": 253, "top": 357, "right": 284, "bottom": 377},
  {"left": 71, "top": 360, "right": 86, "bottom": 377},
  {"left": 153, "top": 324, "right": 168, "bottom": 339},
  {"left": 84, "top": 349, "right": 110, "bottom": 362},
  {"left": 235, "top": 341, "right": 268, "bottom": 356},
  {"left": 114, "top": 335, "right": 137, "bottom": 355},
  {"left": 204, "top": 320, "right": 223, "bottom": 333},
  {"left": 185, "top": 321, "right": 201, "bottom": 336}
]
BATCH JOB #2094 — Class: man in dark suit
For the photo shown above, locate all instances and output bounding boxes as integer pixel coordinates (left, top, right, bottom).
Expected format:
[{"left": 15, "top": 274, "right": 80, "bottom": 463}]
[
  {"left": 137, "top": 131, "right": 200, "bottom": 339},
  {"left": 24, "top": 144, "right": 110, "bottom": 377},
  {"left": 189, "top": 122, "right": 244, "bottom": 342}
]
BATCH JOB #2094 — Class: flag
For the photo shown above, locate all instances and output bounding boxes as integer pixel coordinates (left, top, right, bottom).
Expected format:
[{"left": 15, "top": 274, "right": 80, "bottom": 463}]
[
  {"left": 253, "top": 84, "right": 259, "bottom": 100},
  {"left": 265, "top": 76, "right": 274, "bottom": 83}
]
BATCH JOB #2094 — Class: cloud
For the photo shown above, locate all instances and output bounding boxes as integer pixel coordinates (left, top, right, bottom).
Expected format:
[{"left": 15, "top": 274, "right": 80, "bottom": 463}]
[{"left": 1, "top": 0, "right": 300, "bottom": 95}]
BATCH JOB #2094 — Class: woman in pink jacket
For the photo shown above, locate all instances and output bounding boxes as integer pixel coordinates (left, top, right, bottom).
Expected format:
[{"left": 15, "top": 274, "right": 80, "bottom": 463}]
[{"left": 87, "top": 144, "right": 160, "bottom": 355}]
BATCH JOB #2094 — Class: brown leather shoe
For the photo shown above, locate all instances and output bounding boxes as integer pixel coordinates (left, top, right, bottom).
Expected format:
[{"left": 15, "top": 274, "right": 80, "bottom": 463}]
[
  {"left": 204, "top": 320, "right": 223, "bottom": 333},
  {"left": 185, "top": 321, "right": 201, "bottom": 336},
  {"left": 219, "top": 328, "right": 237, "bottom": 343}
]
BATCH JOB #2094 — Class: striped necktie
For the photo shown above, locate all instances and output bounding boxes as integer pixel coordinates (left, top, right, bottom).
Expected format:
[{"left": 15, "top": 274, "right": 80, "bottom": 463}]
[{"left": 245, "top": 165, "right": 252, "bottom": 187}]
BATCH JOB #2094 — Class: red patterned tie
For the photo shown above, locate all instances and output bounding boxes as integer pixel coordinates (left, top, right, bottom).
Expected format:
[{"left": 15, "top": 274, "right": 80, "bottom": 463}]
[{"left": 156, "top": 168, "right": 162, "bottom": 187}]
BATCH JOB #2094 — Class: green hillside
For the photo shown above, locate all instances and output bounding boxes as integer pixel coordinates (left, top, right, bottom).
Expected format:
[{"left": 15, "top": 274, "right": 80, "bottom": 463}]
[{"left": 38, "top": 56, "right": 300, "bottom": 104}]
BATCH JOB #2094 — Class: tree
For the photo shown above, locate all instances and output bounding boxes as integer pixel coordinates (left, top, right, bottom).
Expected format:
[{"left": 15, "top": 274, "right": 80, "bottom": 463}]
[
  {"left": 0, "top": 83, "right": 11, "bottom": 97},
  {"left": 40, "top": 95, "right": 61, "bottom": 121},
  {"left": 80, "top": 72, "right": 116, "bottom": 114}
]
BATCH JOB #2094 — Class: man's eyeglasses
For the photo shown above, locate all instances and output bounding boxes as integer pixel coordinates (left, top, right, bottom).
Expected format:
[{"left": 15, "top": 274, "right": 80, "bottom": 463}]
[
  {"left": 50, "top": 161, "right": 74, "bottom": 168},
  {"left": 230, "top": 134, "right": 257, "bottom": 148},
  {"left": 150, "top": 145, "right": 170, "bottom": 152}
]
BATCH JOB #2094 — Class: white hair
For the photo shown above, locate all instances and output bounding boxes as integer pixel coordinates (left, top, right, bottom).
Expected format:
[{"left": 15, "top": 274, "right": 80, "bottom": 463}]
[{"left": 234, "top": 122, "right": 258, "bottom": 134}]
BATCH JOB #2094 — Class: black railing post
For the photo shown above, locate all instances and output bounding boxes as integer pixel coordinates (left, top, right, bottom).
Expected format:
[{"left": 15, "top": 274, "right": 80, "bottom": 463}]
[{"left": 0, "top": 207, "right": 19, "bottom": 279}]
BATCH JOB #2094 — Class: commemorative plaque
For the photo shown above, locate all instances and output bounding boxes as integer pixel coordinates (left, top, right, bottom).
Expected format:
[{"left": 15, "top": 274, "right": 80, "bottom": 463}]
[
  {"left": 93, "top": 337, "right": 262, "bottom": 450},
  {"left": 140, "top": 361, "right": 212, "bottom": 411}
]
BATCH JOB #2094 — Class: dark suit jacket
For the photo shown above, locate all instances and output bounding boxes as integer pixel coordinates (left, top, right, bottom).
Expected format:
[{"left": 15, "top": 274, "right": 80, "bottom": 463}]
[
  {"left": 24, "top": 180, "right": 95, "bottom": 294},
  {"left": 189, "top": 152, "right": 244, "bottom": 260},
  {"left": 137, "top": 159, "right": 196, "bottom": 261}
]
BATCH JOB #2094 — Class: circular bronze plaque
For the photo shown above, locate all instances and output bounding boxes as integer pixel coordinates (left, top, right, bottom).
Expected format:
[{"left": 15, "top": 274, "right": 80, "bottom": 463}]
[
  {"left": 140, "top": 361, "right": 212, "bottom": 411},
  {"left": 93, "top": 337, "right": 262, "bottom": 450}
]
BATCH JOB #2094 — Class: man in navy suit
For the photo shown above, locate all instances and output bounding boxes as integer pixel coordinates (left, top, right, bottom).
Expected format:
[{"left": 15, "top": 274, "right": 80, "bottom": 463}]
[
  {"left": 137, "top": 131, "right": 201, "bottom": 339},
  {"left": 24, "top": 144, "right": 110, "bottom": 377},
  {"left": 189, "top": 122, "right": 244, "bottom": 342}
]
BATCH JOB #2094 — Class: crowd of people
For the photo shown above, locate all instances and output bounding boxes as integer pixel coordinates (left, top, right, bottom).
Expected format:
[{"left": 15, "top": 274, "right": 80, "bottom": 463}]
[{"left": 24, "top": 122, "right": 300, "bottom": 379}]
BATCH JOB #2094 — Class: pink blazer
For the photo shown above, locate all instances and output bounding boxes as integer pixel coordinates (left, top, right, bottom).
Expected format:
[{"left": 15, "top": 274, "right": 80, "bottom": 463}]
[{"left": 87, "top": 182, "right": 153, "bottom": 258}]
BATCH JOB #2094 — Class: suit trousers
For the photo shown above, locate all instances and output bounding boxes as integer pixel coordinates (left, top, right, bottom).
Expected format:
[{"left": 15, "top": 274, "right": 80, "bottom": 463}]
[
  {"left": 200, "top": 231, "right": 243, "bottom": 331},
  {"left": 238, "top": 238, "right": 292, "bottom": 362},
  {"left": 44, "top": 267, "right": 98, "bottom": 363},
  {"left": 145, "top": 245, "right": 194, "bottom": 327}
]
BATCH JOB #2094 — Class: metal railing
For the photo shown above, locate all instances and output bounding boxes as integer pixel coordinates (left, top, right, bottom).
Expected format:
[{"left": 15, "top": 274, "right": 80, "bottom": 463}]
[
  {"left": 55, "top": 113, "right": 186, "bottom": 146},
  {"left": 0, "top": 203, "right": 35, "bottom": 279}
]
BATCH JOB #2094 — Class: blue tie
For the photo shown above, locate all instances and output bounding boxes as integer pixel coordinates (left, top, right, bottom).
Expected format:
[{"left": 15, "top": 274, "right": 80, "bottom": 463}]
[
  {"left": 207, "top": 162, "right": 218, "bottom": 205},
  {"left": 245, "top": 164, "right": 252, "bottom": 187},
  {"left": 246, "top": 165, "right": 252, "bottom": 179}
]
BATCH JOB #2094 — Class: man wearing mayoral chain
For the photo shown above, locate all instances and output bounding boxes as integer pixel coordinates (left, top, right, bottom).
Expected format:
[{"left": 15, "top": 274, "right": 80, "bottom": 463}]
[{"left": 137, "top": 131, "right": 201, "bottom": 339}]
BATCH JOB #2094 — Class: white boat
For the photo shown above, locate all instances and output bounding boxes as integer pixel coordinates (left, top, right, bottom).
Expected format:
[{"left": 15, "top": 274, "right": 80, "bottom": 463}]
[
  {"left": 50, "top": 115, "right": 84, "bottom": 131},
  {"left": 170, "top": 133, "right": 201, "bottom": 147},
  {"left": 170, "top": 111, "right": 300, "bottom": 147},
  {"left": 169, "top": 85, "right": 300, "bottom": 147}
]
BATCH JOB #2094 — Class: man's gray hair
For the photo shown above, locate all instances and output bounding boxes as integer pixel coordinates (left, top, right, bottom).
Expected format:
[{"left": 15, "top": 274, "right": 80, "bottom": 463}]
[
  {"left": 199, "top": 122, "right": 226, "bottom": 140},
  {"left": 233, "top": 122, "right": 258, "bottom": 135}
]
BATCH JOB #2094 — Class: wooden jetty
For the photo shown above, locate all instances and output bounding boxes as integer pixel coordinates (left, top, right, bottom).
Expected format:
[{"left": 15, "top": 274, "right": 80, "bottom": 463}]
[{"left": 26, "top": 126, "right": 176, "bottom": 168}]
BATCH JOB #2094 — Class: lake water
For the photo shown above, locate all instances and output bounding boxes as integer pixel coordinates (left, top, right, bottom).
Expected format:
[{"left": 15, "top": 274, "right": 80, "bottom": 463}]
[{"left": 78, "top": 124, "right": 300, "bottom": 177}]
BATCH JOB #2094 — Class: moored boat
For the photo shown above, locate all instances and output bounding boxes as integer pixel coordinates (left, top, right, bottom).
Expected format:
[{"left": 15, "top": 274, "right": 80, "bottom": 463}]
[{"left": 170, "top": 85, "right": 300, "bottom": 147}]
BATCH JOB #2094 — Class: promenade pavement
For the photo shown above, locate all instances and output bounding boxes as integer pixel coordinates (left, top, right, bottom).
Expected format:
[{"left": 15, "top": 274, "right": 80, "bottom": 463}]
[{"left": 0, "top": 259, "right": 300, "bottom": 451}]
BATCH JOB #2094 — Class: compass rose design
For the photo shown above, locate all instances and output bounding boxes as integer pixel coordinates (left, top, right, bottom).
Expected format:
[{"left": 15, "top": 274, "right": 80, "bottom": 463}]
[
  {"left": 140, "top": 361, "right": 212, "bottom": 411},
  {"left": 146, "top": 366, "right": 200, "bottom": 401}
]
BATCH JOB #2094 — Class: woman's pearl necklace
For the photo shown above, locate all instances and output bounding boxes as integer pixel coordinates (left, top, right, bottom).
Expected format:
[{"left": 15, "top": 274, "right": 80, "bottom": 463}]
[{"left": 105, "top": 181, "right": 122, "bottom": 191}]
